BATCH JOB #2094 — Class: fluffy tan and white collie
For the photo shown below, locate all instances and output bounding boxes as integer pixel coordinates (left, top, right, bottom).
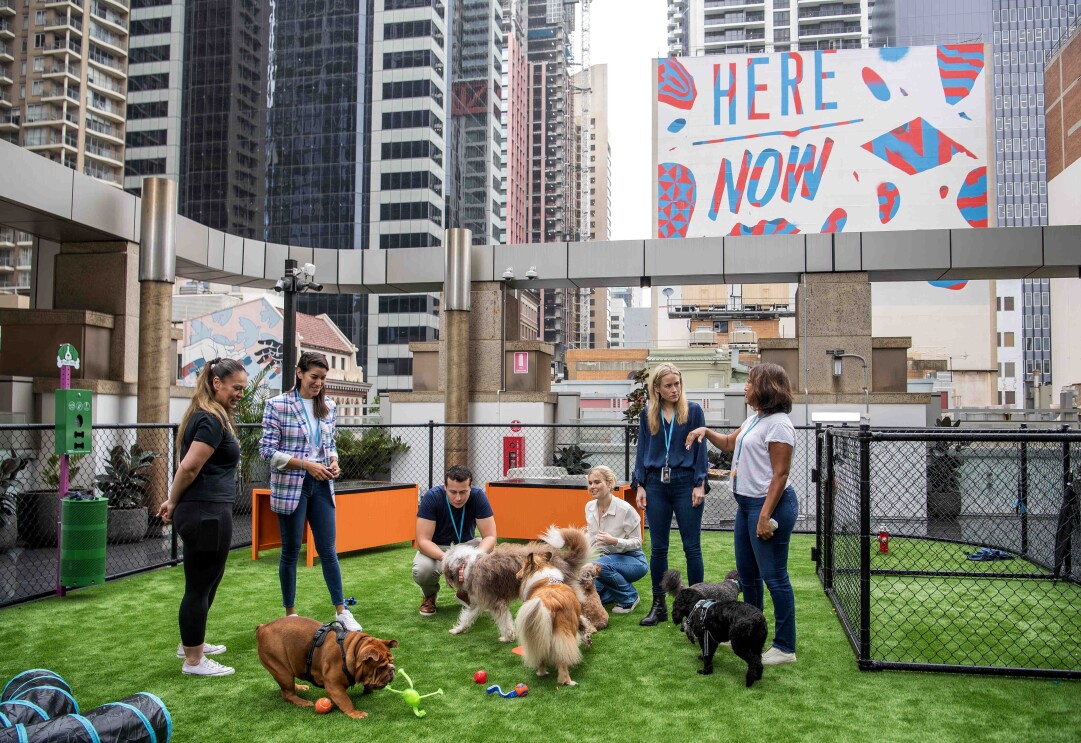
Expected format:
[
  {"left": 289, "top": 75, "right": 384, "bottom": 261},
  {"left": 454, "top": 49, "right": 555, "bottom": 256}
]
[
  {"left": 514, "top": 542, "right": 589, "bottom": 686},
  {"left": 442, "top": 526, "right": 592, "bottom": 642}
]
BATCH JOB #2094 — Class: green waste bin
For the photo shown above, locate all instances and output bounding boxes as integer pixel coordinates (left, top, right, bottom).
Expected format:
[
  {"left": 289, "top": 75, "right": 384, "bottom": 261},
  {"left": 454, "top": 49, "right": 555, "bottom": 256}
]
[{"left": 60, "top": 495, "right": 107, "bottom": 588}]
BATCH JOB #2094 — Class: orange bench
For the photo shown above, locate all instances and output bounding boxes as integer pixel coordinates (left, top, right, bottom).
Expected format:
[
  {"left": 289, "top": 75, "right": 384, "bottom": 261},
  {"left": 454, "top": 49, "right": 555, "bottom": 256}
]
[
  {"left": 251, "top": 481, "right": 418, "bottom": 567},
  {"left": 485, "top": 479, "right": 642, "bottom": 541}
]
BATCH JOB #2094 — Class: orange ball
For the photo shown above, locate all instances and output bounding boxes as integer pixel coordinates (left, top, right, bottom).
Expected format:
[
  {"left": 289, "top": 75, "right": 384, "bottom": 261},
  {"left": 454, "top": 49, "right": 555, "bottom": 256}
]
[{"left": 315, "top": 697, "right": 333, "bottom": 714}]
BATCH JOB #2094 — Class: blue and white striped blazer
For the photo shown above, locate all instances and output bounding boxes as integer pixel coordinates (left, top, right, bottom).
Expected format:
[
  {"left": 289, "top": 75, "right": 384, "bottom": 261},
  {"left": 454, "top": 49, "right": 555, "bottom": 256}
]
[{"left": 259, "top": 390, "right": 339, "bottom": 514}]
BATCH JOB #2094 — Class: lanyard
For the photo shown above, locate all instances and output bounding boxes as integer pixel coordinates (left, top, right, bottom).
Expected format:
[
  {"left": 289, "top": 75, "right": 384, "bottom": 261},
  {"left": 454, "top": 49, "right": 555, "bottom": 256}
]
[
  {"left": 445, "top": 493, "right": 465, "bottom": 544},
  {"left": 733, "top": 414, "right": 764, "bottom": 494},
  {"left": 661, "top": 410, "right": 675, "bottom": 466},
  {"left": 301, "top": 399, "right": 321, "bottom": 451}
]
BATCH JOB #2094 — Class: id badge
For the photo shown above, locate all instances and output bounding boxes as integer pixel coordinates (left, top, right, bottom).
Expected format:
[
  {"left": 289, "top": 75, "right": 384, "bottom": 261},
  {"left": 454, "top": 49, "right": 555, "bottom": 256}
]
[{"left": 660, "top": 466, "right": 671, "bottom": 484}]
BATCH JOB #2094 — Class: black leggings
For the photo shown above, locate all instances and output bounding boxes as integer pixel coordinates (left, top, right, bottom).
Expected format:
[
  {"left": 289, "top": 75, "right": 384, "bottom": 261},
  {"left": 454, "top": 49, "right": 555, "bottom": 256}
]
[{"left": 174, "top": 500, "right": 233, "bottom": 648}]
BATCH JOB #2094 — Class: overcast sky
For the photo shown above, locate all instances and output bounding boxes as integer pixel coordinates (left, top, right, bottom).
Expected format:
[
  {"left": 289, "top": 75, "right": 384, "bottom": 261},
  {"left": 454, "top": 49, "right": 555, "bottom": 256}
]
[{"left": 589, "top": 0, "right": 668, "bottom": 241}]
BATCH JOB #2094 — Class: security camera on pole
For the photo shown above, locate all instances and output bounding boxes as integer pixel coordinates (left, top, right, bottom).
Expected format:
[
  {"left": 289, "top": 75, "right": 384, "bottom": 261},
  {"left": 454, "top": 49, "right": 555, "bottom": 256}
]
[{"left": 273, "top": 259, "right": 323, "bottom": 392}]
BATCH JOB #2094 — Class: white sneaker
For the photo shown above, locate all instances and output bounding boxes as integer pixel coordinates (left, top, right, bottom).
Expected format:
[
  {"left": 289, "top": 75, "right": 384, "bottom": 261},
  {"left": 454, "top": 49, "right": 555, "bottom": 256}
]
[
  {"left": 182, "top": 657, "right": 235, "bottom": 676},
  {"left": 176, "top": 642, "right": 226, "bottom": 659},
  {"left": 335, "top": 608, "right": 362, "bottom": 632},
  {"left": 612, "top": 596, "right": 640, "bottom": 614},
  {"left": 761, "top": 646, "right": 797, "bottom": 666}
]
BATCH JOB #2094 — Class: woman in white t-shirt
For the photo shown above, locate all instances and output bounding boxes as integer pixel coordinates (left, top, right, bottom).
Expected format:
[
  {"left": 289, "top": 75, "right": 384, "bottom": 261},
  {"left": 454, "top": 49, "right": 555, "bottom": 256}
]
[{"left": 686, "top": 362, "right": 798, "bottom": 667}]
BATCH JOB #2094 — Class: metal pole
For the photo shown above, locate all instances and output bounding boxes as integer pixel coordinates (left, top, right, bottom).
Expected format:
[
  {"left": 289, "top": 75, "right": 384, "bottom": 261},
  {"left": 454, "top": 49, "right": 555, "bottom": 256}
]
[
  {"left": 428, "top": 420, "right": 435, "bottom": 492},
  {"left": 55, "top": 364, "right": 70, "bottom": 597},
  {"left": 814, "top": 422, "right": 822, "bottom": 570},
  {"left": 624, "top": 424, "right": 631, "bottom": 482},
  {"left": 823, "top": 429, "right": 835, "bottom": 591},
  {"left": 1019, "top": 423, "right": 1029, "bottom": 556},
  {"left": 858, "top": 423, "right": 872, "bottom": 665},
  {"left": 1063, "top": 425, "right": 1072, "bottom": 577},
  {"left": 282, "top": 259, "right": 297, "bottom": 393}
]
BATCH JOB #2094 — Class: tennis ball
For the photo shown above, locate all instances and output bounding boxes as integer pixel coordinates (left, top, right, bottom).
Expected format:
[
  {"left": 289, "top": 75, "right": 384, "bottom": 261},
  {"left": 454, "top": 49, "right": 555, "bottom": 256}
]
[{"left": 474, "top": 670, "right": 488, "bottom": 684}]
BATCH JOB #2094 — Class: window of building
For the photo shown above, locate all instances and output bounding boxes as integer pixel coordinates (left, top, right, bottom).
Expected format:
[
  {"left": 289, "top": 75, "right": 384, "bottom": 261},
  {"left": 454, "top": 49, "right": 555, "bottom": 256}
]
[
  {"left": 1005, "top": 362, "right": 1015, "bottom": 377},
  {"left": 33, "top": 33, "right": 44, "bottom": 49},
  {"left": 1044, "top": 360, "right": 1051, "bottom": 375},
  {"left": 1004, "top": 332, "right": 1015, "bottom": 347},
  {"left": 1004, "top": 296, "right": 1014, "bottom": 311},
  {"left": 131, "top": 17, "right": 171, "bottom": 35},
  {"left": 128, "top": 100, "right": 169, "bottom": 119},
  {"left": 124, "top": 158, "right": 166, "bottom": 178},
  {"left": 1005, "top": 391, "right": 1016, "bottom": 405},
  {"left": 128, "top": 72, "right": 169, "bottom": 92},
  {"left": 129, "top": 45, "right": 170, "bottom": 64}
]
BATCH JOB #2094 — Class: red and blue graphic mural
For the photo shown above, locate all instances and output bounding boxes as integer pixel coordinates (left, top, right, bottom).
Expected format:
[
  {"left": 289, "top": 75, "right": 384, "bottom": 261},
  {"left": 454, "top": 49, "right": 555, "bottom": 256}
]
[
  {"left": 877, "top": 182, "right": 901, "bottom": 224},
  {"left": 861, "top": 117, "right": 977, "bottom": 176},
  {"left": 657, "top": 163, "right": 697, "bottom": 238},
  {"left": 654, "top": 45, "right": 990, "bottom": 238}
]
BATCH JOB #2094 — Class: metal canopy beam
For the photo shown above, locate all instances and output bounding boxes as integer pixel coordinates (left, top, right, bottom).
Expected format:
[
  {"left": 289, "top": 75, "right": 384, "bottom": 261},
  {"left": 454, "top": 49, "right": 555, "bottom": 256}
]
[{"left": 3, "top": 140, "right": 1080, "bottom": 293}]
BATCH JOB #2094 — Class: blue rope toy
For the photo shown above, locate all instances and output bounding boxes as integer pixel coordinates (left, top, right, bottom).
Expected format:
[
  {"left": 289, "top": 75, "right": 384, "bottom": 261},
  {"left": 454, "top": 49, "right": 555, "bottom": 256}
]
[{"left": 486, "top": 683, "right": 528, "bottom": 698}]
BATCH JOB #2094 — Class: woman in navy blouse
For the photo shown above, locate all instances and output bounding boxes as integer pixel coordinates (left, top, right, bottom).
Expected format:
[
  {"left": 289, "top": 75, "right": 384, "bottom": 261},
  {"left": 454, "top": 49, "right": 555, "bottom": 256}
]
[{"left": 633, "top": 362, "right": 709, "bottom": 626}]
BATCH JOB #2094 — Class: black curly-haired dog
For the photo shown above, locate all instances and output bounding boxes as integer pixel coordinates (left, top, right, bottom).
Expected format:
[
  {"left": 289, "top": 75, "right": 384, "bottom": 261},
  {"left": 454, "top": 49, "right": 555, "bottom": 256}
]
[
  {"left": 662, "top": 570, "right": 766, "bottom": 687},
  {"left": 661, "top": 569, "right": 741, "bottom": 628}
]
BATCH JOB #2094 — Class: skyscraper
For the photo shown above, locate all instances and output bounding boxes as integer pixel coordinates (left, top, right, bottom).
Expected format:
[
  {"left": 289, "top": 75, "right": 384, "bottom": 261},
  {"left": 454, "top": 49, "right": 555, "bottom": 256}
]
[
  {"left": 125, "top": 0, "right": 185, "bottom": 195},
  {"left": 364, "top": 0, "right": 449, "bottom": 392},
  {"left": 500, "top": 0, "right": 529, "bottom": 245}
]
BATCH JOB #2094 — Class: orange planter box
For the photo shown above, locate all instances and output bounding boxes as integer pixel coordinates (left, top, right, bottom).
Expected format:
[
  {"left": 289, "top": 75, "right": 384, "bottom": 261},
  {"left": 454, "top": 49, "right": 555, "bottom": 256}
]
[
  {"left": 252, "top": 481, "right": 418, "bottom": 567},
  {"left": 485, "top": 479, "right": 642, "bottom": 541}
]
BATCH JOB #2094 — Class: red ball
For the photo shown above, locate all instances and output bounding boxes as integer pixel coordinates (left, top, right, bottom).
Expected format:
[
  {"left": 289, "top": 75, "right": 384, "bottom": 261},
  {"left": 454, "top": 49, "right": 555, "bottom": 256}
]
[
  {"left": 473, "top": 670, "right": 488, "bottom": 684},
  {"left": 514, "top": 683, "right": 528, "bottom": 697},
  {"left": 315, "top": 697, "right": 333, "bottom": 714}
]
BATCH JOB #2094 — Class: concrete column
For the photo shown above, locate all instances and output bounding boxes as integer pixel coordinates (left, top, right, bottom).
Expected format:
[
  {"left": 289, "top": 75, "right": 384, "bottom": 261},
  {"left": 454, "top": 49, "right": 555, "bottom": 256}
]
[
  {"left": 795, "top": 272, "right": 873, "bottom": 396},
  {"left": 137, "top": 177, "right": 177, "bottom": 516},
  {"left": 444, "top": 228, "right": 472, "bottom": 468}
]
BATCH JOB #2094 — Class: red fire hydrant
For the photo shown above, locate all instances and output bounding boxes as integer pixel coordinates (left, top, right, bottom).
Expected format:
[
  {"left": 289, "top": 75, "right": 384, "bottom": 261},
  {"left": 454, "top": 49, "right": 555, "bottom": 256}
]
[{"left": 878, "top": 525, "right": 890, "bottom": 554}]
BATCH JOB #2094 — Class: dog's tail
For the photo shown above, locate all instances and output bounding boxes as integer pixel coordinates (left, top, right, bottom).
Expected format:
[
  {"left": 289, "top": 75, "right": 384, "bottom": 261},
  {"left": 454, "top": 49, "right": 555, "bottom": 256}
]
[
  {"left": 540, "top": 525, "right": 593, "bottom": 577},
  {"left": 515, "top": 597, "right": 582, "bottom": 671},
  {"left": 661, "top": 569, "right": 686, "bottom": 598}
]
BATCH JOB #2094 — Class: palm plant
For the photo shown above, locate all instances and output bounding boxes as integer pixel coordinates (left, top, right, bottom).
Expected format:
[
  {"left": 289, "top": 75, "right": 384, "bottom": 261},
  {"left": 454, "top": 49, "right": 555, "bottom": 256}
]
[
  {"left": 553, "top": 444, "right": 592, "bottom": 475},
  {"left": 235, "top": 365, "right": 274, "bottom": 492},
  {"left": 623, "top": 367, "right": 649, "bottom": 444},
  {"left": 95, "top": 444, "right": 161, "bottom": 510}
]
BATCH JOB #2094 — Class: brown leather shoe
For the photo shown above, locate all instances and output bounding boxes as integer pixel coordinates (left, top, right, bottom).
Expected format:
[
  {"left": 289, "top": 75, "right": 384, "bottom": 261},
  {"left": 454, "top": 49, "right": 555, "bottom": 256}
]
[{"left": 419, "top": 594, "right": 437, "bottom": 616}]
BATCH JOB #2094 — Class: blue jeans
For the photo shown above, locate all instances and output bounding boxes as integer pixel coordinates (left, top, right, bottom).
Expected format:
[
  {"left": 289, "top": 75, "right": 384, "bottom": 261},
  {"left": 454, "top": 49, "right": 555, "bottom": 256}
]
[
  {"left": 595, "top": 551, "right": 648, "bottom": 607},
  {"left": 733, "top": 486, "right": 798, "bottom": 653},
  {"left": 277, "top": 475, "right": 344, "bottom": 609},
  {"left": 644, "top": 468, "right": 704, "bottom": 598}
]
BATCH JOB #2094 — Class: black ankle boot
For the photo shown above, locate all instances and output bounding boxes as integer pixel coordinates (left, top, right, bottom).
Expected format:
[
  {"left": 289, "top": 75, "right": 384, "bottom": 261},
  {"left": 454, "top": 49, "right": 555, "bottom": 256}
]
[{"left": 639, "top": 596, "right": 667, "bottom": 626}]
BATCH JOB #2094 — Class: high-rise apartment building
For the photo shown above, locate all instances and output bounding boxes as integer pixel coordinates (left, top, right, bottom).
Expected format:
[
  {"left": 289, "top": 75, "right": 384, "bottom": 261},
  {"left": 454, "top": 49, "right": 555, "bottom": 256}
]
[
  {"left": 668, "top": 0, "right": 870, "bottom": 57},
  {"left": 0, "top": 0, "right": 130, "bottom": 186},
  {"left": 500, "top": 0, "right": 528, "bottom": 245},
  {"left": 124, "top": 0, "right": 184, "bottom": 195},
  {"left": 447, "top": 0, "right": 502, "bottom": 244},
  {"left": 573, "top": 64, "right": 611, "bottom": 348}
]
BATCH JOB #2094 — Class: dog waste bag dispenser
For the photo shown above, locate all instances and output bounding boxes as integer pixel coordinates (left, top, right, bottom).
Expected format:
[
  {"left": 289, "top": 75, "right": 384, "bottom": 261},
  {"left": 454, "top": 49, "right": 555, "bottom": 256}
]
[{"left": 55, "top": 389, "right": 92, "bottom": 456}]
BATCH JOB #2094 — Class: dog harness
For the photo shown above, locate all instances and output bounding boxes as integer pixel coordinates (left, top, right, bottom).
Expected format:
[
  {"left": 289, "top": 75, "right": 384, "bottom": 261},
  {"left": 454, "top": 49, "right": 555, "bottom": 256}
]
[
  {"left": 692, "top": 599, "right": 719, "bottom": 659},
  {"left": 302, "top": 621, "right": 355, "bottom": 689}
]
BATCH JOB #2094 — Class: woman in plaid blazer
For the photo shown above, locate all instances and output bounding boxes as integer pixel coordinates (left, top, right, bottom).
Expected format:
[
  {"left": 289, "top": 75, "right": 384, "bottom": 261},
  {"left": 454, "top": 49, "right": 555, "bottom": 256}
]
[{"left": 259, "top": 351, "right": 361, "bottom": 632}]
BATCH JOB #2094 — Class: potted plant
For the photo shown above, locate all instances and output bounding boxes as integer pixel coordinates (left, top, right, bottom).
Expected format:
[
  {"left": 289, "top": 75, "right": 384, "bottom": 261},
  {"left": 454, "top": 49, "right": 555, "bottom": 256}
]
[
  {"left": 336, "top": 428, "right": 409, "bottom": 482},
  {"left": 0, "top": 450, "right": 30, "bottom": 552},
  {"left": 18, "top": 454, "right": 85, "bottom": 548},
  {"left": 233, "top": 365, "right": 273, "bottom": 514},
  {"left": 96, "top": 444, "right": 160, "bottom": 544},
  {"left": 553, "top": 444, "right": 592, "bottom": 475}
]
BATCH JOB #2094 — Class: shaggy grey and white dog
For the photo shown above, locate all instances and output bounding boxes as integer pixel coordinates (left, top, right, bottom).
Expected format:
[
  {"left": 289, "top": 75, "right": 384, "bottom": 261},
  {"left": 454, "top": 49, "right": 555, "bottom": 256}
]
[{"left": 441, "top": 526, "right": 592, "bottom": 642}]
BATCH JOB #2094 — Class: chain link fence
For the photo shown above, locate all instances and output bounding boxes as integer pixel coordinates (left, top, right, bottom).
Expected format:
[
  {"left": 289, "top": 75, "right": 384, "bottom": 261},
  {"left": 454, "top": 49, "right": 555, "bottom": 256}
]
[
  {"left": 0, "top": 418, "right": 820, "bottom": 609},
  {"left": 820, "top": 426, "right": 1081, "bottom": 678}
]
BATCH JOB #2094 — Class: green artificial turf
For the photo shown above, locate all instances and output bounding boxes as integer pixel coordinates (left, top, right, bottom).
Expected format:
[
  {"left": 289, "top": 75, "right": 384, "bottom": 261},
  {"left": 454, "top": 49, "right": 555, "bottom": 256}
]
[{"left": 1, "top": 533, "right": 1078, "bottom": 743}]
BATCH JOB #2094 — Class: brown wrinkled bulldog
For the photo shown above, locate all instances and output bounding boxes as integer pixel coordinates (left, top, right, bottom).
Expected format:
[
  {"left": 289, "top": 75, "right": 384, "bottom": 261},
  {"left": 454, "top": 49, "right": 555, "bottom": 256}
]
[{"left": 256, "top": 616, "right": 398, "bottom": 719}]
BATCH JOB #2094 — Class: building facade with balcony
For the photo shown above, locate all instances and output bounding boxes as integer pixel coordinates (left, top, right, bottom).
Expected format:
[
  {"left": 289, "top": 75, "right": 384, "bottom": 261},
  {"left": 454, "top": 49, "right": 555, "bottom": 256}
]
[{"left": 0, "top": 0, "right": 129, "bottom": 186}]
